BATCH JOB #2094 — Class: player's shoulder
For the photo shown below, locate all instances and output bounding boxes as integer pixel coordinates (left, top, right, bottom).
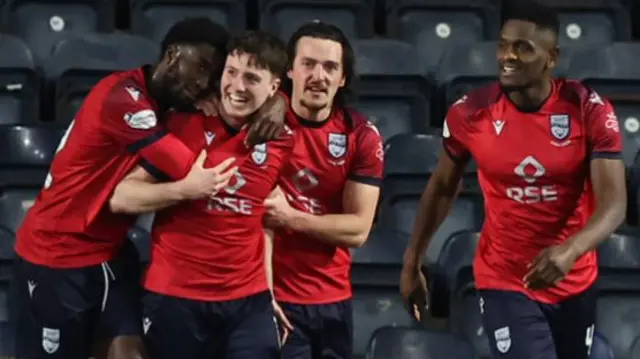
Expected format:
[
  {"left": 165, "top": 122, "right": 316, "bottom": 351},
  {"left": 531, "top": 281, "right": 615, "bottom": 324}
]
[
  {"left": 556, "top": 78, "right": 608, "bottom": 109},
  {"left": 343, "top": 107, "right": 382, "bottom": 139},
  {"left": 271, "top": 123, "right": 296, "bottom": 150},
  {"left": 449, "top": 82, "right": 502, "bottom": 116}
]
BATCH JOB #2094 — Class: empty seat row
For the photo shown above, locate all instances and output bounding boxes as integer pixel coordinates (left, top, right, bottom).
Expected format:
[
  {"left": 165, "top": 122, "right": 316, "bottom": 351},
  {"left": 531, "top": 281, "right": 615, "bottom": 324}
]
[{"left": 0, "top": 0, "right": 635, "bottom": 65}]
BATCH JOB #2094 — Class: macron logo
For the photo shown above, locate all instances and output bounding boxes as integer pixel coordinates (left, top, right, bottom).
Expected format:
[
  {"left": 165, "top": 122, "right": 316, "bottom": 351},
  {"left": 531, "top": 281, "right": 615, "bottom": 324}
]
[
  {"left": 205, "top": 131, "right": 215, "bottom": 145},
  {"left": 493, "top": 120, "right": 505, "bottom": 135}
]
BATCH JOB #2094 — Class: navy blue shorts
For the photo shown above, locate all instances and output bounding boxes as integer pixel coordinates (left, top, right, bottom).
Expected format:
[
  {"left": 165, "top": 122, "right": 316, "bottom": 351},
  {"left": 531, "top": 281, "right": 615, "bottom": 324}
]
[
  {"left": 479, "top": 287, "right": 597, "bottom": 359},
  {"left": 13, "top": 240, "right": 143, "bottom": 359},
  {"left": 142, "top": 290, "right": 280, "bottom": 359},
  {"left": 280, "top": 300, "right": 353, "bottom": 359}
]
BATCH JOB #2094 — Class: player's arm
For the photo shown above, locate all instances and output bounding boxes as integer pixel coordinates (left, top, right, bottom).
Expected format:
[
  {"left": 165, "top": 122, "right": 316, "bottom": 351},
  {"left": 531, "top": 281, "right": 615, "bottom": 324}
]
[
  {"left": 566, "top": 98, "right": 627, "bottom": 256},
  {"left": 283, "top": 180, "right": 379, "bottom": 248},
  {"left": 274, "top": 123, "right": 384, "bottom": 248},
  {"left": 264, "top": 229, "right": 275, "bottom": 294},
  {"left": 110, "top": 152, "right": 237, "bottom": 214},
  {"left": 403, "top": 111, "right": 470, "bottom": 268}
]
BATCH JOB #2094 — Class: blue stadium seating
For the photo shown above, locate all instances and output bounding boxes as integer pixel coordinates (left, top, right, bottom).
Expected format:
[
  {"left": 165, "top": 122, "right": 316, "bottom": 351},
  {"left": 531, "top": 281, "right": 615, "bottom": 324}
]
[
  {"left": 596, "top": 228, "right": 640, "bottom": 359},
  {"left": 46, "top": 32, "right": 158, "bottom": 123},
  {"left": 354, "top": 39, "right": 431, "bottom": 138},
  {"left": 129, "top": 0, "right": 247, "bottom": 43},
  {"left": 365, "top": 326, "right": 476, "bottom": 359},
  {"left": 1, "top": 0, "right": 114, "bottom": 64},
  {"left": 0, "top": 34, "right": 39, "bottom": 125},
  {"left": 259, "top": 0, "right": 374, "bottom": 41},
  {"left": 386, "top": 0, "right": 500, "bottom": 75},
  {"left": 0, "top": 1, "right": 638, "bottom": 358},
  {"left": 536, "top": 0, "right": 631, "bottom": 49}
]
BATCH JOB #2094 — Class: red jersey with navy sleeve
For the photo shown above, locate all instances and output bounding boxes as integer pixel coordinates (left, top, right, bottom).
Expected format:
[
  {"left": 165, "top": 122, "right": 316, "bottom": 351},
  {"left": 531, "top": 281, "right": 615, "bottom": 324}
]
[
  {"left": 15, "top": 67, "right": 196, "bottom": 268},
  {"left": 442, "top": 79, "right": 623, "bottom": 304},
  {"left": 272, "top": 107, "right": 384, "bottom": 304},
  {"left": 143, "top": 113, "right": 294, "bottom": 301}
]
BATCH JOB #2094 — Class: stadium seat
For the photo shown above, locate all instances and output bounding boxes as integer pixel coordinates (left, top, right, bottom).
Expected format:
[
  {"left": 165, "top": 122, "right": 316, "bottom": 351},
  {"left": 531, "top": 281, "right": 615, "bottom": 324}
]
[
  {"left": 376, "top": 134, "right": 483, "bottom": 264},
  {"left": 595, "top": 228, "right": 640, "bottom": 359},
  {"left": 0, "top": 0, "right": 114, "bottom": 64},
  {"left": 365, "top": 326, "right": 476, "bottom": 359},
  {"left": 258, "top": 0, "right": 373, "bottom": 42},
  {"left": 0, "top": 125, "right": 64, "bottom": 188},
  {"left": 129, "top": 213, "right": 155, "bottom": 264},
  {"left": 437, "top": 41, "right": 497, "bottom": 109},
  {"left": 567, "top": 43, "right": 640, "bottom": 166},
  {"left": 0, "top": 283, "right": 14, "bottom": 357},
  {"left": 45, "top": 32, "right": 159, "bottom": 124},
  {"left": 385, "top": 0, "right": 501, "bottom": 75},
  {"left": 430, "top": 230, "right": 478, "bottom": 313},
  {"left": 353, "top": 39, "right": 432, "bottom": 138},
  {"left": 129, "top": 0, "right": 247, "bottom": 44},
  {"left": 591, "top": 331, "right": 615, "bottom": 359},
  {"left": 534, "top": 0, "right": 631, "bottom": 49},
  {"left": 629, "top": 336, "right": 640, "bottom": 359},
  {"left": 0, "top": 34, "right": 39, "bottom": 125}
]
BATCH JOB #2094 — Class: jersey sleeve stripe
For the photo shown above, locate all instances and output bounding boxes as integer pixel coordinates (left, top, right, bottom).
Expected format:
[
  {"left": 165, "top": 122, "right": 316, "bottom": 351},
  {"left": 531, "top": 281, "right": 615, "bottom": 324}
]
[
  {"left": 126, "top": 128, "right": 169, "bottom": 153},
  {"left": 139, "top": 158, "right": 171, "bottom": 182},
  {"left": 592, "top": 151, "right": 622, "bottom": 159},
  {"left": 348, "top": 175, "right": 382, "bottom": 187}
]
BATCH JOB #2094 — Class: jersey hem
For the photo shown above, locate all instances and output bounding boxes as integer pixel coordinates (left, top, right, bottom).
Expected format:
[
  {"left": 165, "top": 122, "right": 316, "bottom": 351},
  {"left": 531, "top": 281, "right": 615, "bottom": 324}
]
[
  {"left": 273, "top": 291, "right": 352, "bottom": 305},
  {"left": 144, "top": 283, "right": 270, "bottom": 302}
]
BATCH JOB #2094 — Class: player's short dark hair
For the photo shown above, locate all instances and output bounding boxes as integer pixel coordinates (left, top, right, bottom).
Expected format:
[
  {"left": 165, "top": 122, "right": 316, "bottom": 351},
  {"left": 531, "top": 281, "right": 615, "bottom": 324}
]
[
  {"left": 160, "top": 17, "right": 230, "bottom": 56},
  {"left": 226, "top": 31, "right": 288, "bottom": 77},
  {"left": 285, "top": 21, "right": 355, "bottom": 106},
  {"left": 503, "top": 0, "right": 559, "bottom": 36}
]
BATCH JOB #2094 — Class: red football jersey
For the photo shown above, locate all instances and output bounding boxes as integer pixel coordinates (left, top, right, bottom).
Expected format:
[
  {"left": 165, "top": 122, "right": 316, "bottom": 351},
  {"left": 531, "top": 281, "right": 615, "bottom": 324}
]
[
  {"left": 272, "top": 108, "right": 384, "bottom": 304},
  {"left": 443, "top": 80, "right": 623, "bottom": 304},
  {"left": 143, "top": 113, "right": 294, "bottom": 301},
  {"left": 16, "top": 67, "right": 196, "bottom": 268}
]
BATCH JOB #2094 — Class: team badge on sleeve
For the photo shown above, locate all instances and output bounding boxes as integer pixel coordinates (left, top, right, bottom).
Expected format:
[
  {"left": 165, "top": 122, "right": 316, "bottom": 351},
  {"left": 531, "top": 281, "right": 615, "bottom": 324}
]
[
  {"left": 251, "top": 143, "right": 268, "bottom": 165},
  {"left": 328, "top": 133, "right": 347, "bottom": 158},
  {"left": 124, "top": 109, "right": 157, "bottom": 130},
  {"left": 549, "top": 114, "right": 570, "bottom": 140}
]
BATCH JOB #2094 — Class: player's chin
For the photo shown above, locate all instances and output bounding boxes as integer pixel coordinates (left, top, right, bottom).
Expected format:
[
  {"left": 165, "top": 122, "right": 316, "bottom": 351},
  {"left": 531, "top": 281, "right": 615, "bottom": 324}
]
[{"left": 226, "top": 105, "right": 256, "bottom": 119}]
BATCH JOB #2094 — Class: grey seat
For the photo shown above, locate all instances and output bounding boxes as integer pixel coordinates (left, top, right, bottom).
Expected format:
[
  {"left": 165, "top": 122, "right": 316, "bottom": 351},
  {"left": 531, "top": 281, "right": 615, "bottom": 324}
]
[
  {"left": 130, "top": 0, "right": 246, "bottom": 43},
  {"left": 0, "top": 34, "right": 39, "bottom": 125},
  {"left": 386, "top": 0, "right": 500, "bottom": 75},
  {"left": 595, "top": 228, "right": 640, "bottom": 359},
  {"left": 366, "top": 326, "right": 476, "bottom": 359},
  {"left": 437, "top": 41, "right": 497, "bottom": 109},
  {"left": 0, "top": 125, "right": 64, "bottom": 187},
  {"left": 538, "top": 0, "right": 631, "bottom": 49},
  {"left": 354, "top": 40, "right": 432, "bottom": 136},
  {"left": 1, "top": 0, "right": 114, "bottom": 64},
  {"left": 259, "top": 0, "right": 373, "bottom": 42},
  {"left": 46, "top": 32, "right": 159, "bottom": 124}
]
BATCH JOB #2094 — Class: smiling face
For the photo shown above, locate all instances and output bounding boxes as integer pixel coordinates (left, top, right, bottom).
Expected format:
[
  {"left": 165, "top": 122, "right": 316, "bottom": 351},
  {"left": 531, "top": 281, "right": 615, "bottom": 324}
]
[
  {"left": 220, "top": 50, "right": 280, "bottom": 119},
  {"left": 151, "top": 43, "right": 222, "bottom": 109},
  {"left": 288, "top": 36, "right": 345, "bottom": 113},
  {"left": 497, "top": 19, "right": 558, "bottom": 92}
]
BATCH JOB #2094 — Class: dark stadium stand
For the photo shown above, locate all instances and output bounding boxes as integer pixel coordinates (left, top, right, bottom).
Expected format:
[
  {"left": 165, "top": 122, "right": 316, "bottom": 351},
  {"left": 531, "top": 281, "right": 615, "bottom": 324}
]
[{"left": 1, "top": 0, "right": 640, "bottom": 358}]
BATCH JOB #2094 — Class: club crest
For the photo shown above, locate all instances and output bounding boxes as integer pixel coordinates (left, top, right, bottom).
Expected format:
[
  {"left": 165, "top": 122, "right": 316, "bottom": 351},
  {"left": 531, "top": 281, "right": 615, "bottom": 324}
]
[
  {"left": 251, "top": 143, "right": 267, "bottom": 165},
  {"left": 328, "top": 133, "right": 347, "bottom": 158},
  {"left": 494, "top": 326, "right": 511, "bottom": 354},
  {"left": 549, "top": 114, "right": 570, "bottom": 140},
  {"left": 42, "top": 327, "right": 60, "bottom": 354}
]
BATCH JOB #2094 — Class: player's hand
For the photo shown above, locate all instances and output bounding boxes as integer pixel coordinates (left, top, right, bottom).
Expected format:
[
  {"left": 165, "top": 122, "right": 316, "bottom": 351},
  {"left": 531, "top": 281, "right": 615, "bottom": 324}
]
[
  {"left": 244, "top": 93, "right": 286, "bottom": 147},
  {"left": 272, "top": 299, "right": 294, "bottom": 346},
  {"left": 180, "top": 151, "right": 237, "bottom": 200},
  {"left": 264, "top": 187, "right": 294, "bottom": 228},
  {"left": 400, "top": 263, "right": 429, "bottom": 322},
  {"left": 524, "top": 242, "right": 580, "bottom": 290}
]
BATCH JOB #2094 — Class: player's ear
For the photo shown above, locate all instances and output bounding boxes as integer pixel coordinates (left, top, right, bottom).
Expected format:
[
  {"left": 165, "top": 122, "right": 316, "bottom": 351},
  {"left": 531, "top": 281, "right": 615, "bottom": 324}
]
[
  {"left": 166, "top": 45, "right": 181, "bottom": 68},
  {"left": 547, "top": 46, "right": 559, "bottom": 70},
  {"left": 338, "top": 74, "right": 346, "bottom": 88},
  {"left": 268, "top": 77, "right": 281, "bottom": 97},
  {"left": 286, "top": 68, "right": 293, "bottom": 80}
]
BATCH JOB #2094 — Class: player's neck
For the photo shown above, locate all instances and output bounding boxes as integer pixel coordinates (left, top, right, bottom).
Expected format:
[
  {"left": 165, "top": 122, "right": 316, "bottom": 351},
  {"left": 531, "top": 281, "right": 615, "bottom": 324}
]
[
  {"left": 218, "top": 111, "right": 244, "bottom": 130},
  {"left": 507, "top": 78, "right": 553, "bottom": 112},
  {"left": 291, "top": 99, "right": 332, "bottom": 122}
]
